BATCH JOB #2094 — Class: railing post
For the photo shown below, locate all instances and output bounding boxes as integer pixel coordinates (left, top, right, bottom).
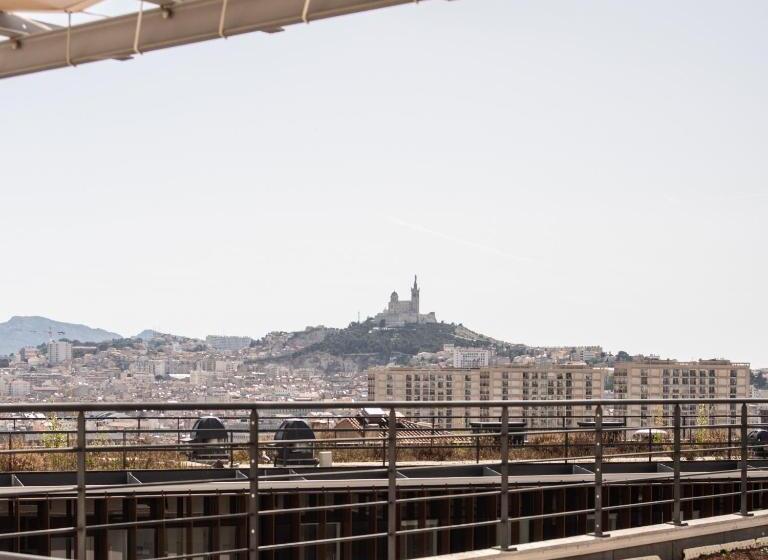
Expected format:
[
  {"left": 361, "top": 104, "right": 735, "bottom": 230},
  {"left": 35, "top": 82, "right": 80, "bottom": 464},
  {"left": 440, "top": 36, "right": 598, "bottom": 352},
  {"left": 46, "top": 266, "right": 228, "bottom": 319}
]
[
  {"left": 728, "top": 425, "right": 733, "bottom": 461},
  {"left": 672, "top": 403, "right": 684, "bottom": 526},
  {"left": 229, "top": 429, "right": 235, "bottom": 468},
  {"left": 592, "top": 404, "right": 606, "bottom": 537},
  {"left": 499, "top": 406, "right": 510, "bottom": 550},
  {"left": 249, "top": 408, "right": 260, "bottom": 559},
  {"left": 11, "top": 418, "right": 16, "bottom": 472},
  {"left": 387, "top": 407, "right": 397, "bottom": 560},
  {"left": 648, "top": 426, "right": 652, "bottom": 463},
  {"left": 563, "top": 415, "right": 569, "bottom": 464},
  {"left": 740, "top": 403, "right": 750, "bottom": 516},
  {"left": 122, "top": 430, "right": 127, "bottom": 470},
  {"left": 76, "top": 411, "right": 87, "bottom": 560},
  {"left": 476, "top": 430, "right": 480, "bottom": 464}
]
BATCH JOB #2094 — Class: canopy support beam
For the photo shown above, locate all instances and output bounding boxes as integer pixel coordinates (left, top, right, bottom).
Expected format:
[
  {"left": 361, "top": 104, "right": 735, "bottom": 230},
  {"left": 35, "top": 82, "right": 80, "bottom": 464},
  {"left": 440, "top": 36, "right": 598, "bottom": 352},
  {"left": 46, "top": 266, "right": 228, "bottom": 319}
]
[{"left": 0, "top": 0, "right": 427, "bottom": 79}]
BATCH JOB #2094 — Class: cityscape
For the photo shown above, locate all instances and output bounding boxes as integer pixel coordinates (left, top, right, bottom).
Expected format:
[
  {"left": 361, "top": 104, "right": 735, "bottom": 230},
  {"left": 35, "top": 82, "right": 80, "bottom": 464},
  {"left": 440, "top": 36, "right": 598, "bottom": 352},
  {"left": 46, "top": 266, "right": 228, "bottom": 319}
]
[
  {"left": 2, "top": 0, "right": 766, "bottom": 559},
  {"left": 1, "top": 278, "right": 765, "bottom": 425}
]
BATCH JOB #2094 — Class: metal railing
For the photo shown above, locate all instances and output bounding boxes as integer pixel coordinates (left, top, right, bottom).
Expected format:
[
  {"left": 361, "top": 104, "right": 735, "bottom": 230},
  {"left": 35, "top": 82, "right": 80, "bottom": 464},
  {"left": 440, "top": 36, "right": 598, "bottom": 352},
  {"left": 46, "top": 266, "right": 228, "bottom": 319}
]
[{"left": 0, "top": 398, "right": 765, "bottom": 560}]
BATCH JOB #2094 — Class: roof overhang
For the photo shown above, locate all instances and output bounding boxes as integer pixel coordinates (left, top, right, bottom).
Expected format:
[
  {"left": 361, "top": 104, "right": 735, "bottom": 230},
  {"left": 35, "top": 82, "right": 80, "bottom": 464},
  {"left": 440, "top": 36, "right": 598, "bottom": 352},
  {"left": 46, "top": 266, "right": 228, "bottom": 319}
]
[{"left": 0, "top": 0, "right": 437, "bottom": 79}]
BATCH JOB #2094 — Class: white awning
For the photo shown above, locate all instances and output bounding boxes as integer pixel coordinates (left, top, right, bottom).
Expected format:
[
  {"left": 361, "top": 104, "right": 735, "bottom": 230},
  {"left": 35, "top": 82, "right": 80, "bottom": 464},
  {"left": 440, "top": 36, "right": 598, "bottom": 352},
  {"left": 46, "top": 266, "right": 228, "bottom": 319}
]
[{"left": 0, "top": 0, "right": 100, "bottom": 11}]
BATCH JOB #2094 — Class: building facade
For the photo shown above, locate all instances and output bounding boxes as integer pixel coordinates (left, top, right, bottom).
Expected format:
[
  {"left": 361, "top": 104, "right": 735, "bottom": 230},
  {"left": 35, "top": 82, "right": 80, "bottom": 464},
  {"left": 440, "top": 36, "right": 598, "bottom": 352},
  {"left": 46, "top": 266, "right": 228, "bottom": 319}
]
[
  {"left": 367, "top": 365, "right": 604, "bottom": 428},
  {"left": 612, "top": 360, "right": 750, "bottom": 427},
  {"left": 373, "top": 276, "right": 437, "bottom": 327},
  {"left": 47, "top": 340, "right": 72, "bottom": 365},
  {"left": 205, "top": 335, "right": 252, "bottom": 352},
  {"left": 0, "top": 464, "right": 763, "bottom": 560},
  {"left": 453, "top": 347, "right": 491, "bottom": 368}
]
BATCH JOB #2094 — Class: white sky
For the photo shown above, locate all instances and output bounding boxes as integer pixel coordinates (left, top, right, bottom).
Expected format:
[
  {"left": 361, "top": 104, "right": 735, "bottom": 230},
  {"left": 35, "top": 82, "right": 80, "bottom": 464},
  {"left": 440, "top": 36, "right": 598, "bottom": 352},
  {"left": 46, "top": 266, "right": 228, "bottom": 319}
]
[{"left": 1, "top": 0, "right": 766, "bottom": 366}]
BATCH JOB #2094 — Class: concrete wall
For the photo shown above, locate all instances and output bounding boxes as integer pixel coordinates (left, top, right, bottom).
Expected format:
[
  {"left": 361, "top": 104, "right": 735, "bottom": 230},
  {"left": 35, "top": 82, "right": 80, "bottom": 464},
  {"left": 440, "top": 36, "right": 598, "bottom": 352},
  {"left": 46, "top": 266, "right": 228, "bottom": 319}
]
[{"left": 427, "top": 510, "right": 768, "bottom": 560}]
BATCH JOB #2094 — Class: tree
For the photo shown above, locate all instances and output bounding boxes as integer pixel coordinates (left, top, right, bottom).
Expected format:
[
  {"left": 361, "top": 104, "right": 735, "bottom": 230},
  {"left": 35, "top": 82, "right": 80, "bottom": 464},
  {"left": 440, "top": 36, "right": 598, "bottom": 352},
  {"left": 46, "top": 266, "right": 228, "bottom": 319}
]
[{"left": 616, "top": 351, "right": 631, "bottom": 362}]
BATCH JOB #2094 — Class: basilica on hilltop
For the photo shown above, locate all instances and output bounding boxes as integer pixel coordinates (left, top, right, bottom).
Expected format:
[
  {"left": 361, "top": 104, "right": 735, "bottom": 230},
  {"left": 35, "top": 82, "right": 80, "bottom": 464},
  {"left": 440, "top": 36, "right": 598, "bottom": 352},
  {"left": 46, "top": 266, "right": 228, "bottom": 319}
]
[{"left": 373, "top": 276, "right": 437, "bottom": 327}]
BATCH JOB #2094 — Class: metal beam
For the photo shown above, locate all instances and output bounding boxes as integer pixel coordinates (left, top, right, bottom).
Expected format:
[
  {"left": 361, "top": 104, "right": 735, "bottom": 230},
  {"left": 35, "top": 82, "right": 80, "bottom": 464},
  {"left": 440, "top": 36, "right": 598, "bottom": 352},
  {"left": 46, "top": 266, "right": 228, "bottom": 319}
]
[
  {"left": 0, "top": 12, "right": 57, "bottom": 38},
  {"left": 0, "top": 0, "right": 423, "bottom": 79}
]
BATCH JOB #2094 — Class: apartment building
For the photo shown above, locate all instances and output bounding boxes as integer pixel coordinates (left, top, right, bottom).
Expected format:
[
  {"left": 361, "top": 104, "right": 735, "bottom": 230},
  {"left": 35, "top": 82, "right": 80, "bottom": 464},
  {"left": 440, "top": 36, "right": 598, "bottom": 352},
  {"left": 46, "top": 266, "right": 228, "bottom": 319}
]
[
  {"left": 205, "top": 335, "right": 252, "bottom": 353},
  {"left": 452, "top": 347, "right": 491, "bottom": 368},
  {"left": 47, "top": 340, "right": 72, "bottom": 365},
  {"left": 612, "top": 360, "right": 750, "bottom": 427},
  {"left": 367, "top": 364, "right": 604, "bottom": 428}
]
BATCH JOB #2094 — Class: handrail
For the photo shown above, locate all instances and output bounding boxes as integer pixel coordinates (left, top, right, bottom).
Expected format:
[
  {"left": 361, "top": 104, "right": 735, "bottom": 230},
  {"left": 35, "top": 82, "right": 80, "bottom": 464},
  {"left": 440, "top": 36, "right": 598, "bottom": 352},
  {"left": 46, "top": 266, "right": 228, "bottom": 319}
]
[{"left": 0, "top": 399, "right": 762, "bottom": 560}]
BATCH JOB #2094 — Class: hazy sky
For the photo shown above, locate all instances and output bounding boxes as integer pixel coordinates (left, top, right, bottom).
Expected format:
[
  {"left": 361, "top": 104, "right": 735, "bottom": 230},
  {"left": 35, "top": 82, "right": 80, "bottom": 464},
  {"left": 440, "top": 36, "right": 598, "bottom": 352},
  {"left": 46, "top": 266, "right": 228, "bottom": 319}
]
[{"left": 1, "top": 0, "right": 766, "bottom": 365}]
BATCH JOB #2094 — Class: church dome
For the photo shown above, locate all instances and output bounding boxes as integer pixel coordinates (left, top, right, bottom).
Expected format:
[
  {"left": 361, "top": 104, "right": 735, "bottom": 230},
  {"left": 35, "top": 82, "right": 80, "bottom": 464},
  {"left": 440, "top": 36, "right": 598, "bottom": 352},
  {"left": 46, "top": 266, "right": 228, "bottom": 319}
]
[{"left": 390, "top": 291, "right": 399, "bottom": 302}]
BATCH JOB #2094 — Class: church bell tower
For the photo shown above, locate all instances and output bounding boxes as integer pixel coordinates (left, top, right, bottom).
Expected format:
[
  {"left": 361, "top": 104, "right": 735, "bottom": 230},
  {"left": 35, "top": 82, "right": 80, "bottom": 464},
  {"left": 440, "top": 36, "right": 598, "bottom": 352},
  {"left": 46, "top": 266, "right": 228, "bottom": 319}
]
[{"left": 410, "top": 275, "right": 420, "bottom": 314}]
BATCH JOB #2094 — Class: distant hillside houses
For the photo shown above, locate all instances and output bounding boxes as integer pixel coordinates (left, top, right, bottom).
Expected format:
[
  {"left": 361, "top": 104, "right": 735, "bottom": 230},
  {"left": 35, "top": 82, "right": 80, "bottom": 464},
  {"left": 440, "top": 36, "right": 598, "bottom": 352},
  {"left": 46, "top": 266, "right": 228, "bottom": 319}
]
[{"left": 206, "top": 335, "right": 252, "bottom": 352}]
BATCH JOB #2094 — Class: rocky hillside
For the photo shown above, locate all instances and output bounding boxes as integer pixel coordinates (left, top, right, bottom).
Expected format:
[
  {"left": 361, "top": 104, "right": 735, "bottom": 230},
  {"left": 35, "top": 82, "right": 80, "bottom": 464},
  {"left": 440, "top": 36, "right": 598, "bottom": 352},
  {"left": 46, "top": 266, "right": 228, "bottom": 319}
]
[{"left": 248, "top": 320, "right": 527, "bottom": 372}]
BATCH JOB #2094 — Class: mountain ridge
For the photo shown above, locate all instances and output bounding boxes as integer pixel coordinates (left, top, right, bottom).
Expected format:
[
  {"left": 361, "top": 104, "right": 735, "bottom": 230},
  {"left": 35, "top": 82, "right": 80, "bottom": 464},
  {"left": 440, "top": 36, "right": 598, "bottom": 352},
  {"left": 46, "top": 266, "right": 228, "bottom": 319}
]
[{"left": 0, "top": 316, "right": 122, "bottom": 356}]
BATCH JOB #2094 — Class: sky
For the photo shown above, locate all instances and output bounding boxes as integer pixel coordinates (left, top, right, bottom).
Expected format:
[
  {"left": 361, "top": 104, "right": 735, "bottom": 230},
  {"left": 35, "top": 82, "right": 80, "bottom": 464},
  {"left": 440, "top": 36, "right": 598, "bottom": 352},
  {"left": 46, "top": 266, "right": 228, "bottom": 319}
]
[{"left": 1, "top": 0, "right": 766, "bottom": 366}]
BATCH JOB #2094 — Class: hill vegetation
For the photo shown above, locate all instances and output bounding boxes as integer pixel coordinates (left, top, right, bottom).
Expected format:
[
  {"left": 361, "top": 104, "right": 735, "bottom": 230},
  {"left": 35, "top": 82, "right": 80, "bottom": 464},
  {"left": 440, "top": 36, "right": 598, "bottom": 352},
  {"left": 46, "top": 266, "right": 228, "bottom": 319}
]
[{"left": 289, "top": 320, "right": 527, "bottom": 365}]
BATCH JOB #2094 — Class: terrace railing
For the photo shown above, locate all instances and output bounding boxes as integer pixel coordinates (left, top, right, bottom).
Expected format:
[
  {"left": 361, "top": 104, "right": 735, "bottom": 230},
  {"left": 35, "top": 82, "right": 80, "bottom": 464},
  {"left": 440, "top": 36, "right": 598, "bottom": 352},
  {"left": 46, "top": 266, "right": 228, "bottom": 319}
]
[{"left": 0, "top": 398, "right": 765, "bottom": 559}]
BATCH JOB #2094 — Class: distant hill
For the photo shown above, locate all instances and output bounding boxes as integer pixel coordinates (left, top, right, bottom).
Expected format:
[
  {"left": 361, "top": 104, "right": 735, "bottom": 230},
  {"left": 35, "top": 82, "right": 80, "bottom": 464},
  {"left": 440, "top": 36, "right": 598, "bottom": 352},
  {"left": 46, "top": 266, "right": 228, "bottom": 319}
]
[
  {"left": 135, "top": 329, "right": 165, "bottom": 341},
  {"left": 306, "top": 321, "right": 488, "bottom": 357},
  {"left": 249, "top": 320, "right": 528, "bottom": 371},
  {"left": 0, "top": 316, "right": 122, "bottom": 356},
  {"left": 134, "top": 329, "right": 201, "bottom": 344}
]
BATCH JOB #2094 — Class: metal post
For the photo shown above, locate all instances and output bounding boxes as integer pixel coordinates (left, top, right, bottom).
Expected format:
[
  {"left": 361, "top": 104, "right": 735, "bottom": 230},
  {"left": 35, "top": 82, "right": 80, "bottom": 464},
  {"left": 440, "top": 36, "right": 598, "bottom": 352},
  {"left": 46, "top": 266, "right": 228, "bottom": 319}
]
[
  {"left": 229, "top": 429, "right": 235, "bottom": 468},
  {"left": 563, "top": 415, "right": 569, "bottom": 464},
  {"left": 431, "top": 415, "right": 435, "bottom": 451},
  {"left": 592, "top": 405, "right": 606, "bottom": 537},
  {"left": 76, "top": 411, "right": 87, "bottom": 560},
  {"left": 177, "top": 417, "right": 181, "bottom": 445},
  {"left": 10, "top": 418, "right": 15, "bottom": 472},
  {"left": 728, "top": 425, "right": 733, "bottom": 461},
  {"left": 387, "top": 407, "right": 397, "bottom": 560},
  {"left": 248, "top": 409, "right": 260, "bottom": 559},
  {"left": 476, "top": 431, "right": 480, "bottom": 464},
  {"left": 499, "top": 406, "right": 510, "bottom": 550},
  {"left": 672, "top": 404, "right": 684, "bottom": 526},
  {"left": 648, "top": 426, "right": 652, "bottom": 463},
  {"left": 122, "top": 430, "right": 127, "bottom": 470},
  {"left": 740, "top": 403, "right": 750, "bottom": 516}
]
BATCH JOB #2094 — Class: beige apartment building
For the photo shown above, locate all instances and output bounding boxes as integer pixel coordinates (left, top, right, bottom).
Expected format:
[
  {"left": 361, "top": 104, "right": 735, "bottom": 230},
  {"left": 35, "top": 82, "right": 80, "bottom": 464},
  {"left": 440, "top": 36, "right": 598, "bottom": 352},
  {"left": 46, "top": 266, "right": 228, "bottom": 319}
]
[
  {"left": 367, "top": 364, "right": 605, "bottom": 428},
  {"left": 612, "top": 360, "right": 750, "bottom": 427}
]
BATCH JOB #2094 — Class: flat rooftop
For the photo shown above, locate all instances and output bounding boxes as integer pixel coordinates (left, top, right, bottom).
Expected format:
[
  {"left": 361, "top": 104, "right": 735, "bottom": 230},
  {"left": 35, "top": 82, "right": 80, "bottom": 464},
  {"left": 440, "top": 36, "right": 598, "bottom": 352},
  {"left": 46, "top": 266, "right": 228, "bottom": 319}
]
[{"left": 1, "top": 460, "right": 767, "bottom": 496}]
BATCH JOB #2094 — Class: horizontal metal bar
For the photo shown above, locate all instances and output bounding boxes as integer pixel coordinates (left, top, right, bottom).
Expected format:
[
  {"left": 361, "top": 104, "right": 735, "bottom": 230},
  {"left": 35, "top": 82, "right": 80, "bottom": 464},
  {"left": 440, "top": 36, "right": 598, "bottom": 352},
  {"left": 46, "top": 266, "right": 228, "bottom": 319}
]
[
  {"left": 0, "top": 526, "right": 76, "bottom": 540},
  {"left": 0, "top": 552, "right": 61, "bottom": 560},
  {"left": 145, "top": 547, "right": 249, "bottom": 560},
  {"left": 395, "top": 518, "right": 499, "bottom": 536},
  {"left": 396, "top": 489, "right": 502, "bottom": 503},
  {"left": 86, "top": 511, "right": 249, "bottom": 531},
  {"left": 0, "top": 398, "right": 761, "bottom": 413},
  {"left": 0, "top": 474, "right": 253, "bottom": 498},
  {"left": 0, "top": 446, "right": 76, "bottom": 455}
]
